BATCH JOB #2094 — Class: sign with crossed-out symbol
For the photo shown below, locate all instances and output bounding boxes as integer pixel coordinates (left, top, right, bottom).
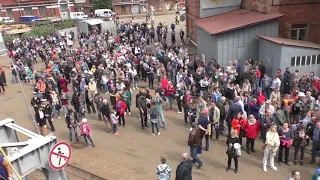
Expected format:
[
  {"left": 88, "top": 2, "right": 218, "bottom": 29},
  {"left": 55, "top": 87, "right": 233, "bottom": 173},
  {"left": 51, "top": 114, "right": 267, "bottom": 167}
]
[{"left": 49, "top": 141, "right": 72, "bottom": 170}]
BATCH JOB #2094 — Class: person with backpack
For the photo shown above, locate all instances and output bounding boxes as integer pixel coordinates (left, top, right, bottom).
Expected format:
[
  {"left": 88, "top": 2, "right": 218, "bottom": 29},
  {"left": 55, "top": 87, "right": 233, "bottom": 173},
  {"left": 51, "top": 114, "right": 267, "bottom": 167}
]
[
  {"left": 65, "top": 109, "right": 79, "bottom": 142},
  {"left": 150, "top": 100, "right": 160, "bottom": 136}
]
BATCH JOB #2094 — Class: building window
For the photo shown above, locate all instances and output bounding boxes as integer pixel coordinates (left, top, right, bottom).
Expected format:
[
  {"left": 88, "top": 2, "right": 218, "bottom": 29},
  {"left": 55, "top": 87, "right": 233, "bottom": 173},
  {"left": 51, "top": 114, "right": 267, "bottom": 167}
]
[
  {"left": 121, "top": 6, "right": 126, "bottom": 13},
  {"left": 296, "top": 56, "right": 301, "bottom": 66},
  {"left": 24, "top": 7, "right": 32, "bottom": 15},
  {"left": 291, "top": 57, "right": 295, "bottom": 66},
  {"left": 301, "top": 56, "right": 306, "bottom": 66},
  {"left": 291, "top": 24, "right": 307, "bottom": 40},
  {"left": 6, "top": 9, "right": 13, "bottom": 17},
  {"left": 312, "top": 55, "right": 317, "bottom": 64},
  {"left": 318, "top": 55, "right": 320, "bottom": 64},
  {"left": 306, "top": 56, "right": 311, "bottom": 65},
  {"left": 38, "top": 6, "right": 46, "bottom": 17}
]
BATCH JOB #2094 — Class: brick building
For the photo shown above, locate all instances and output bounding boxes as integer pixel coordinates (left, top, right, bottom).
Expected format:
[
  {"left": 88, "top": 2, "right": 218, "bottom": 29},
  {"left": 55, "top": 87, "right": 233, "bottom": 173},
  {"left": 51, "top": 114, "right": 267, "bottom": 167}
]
[
  {"left": 242, "top": 0, "right": 320, "bottom": 44},
  {"left": 0, "top": 0, "right": 75, "bottom": 21}
]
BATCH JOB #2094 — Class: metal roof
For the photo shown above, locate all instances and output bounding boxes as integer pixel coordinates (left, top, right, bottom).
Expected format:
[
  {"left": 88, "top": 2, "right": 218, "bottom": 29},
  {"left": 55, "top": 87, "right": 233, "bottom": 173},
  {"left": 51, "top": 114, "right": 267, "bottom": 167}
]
[
  {"left": 258, "top": 35, "right": 320, "bottom": 49},
  {"left": 195, "top": 9, "right": 284, "bottom": 35},
  {"left": 80, "top": 19, "right": 104, "bottom": 25}
]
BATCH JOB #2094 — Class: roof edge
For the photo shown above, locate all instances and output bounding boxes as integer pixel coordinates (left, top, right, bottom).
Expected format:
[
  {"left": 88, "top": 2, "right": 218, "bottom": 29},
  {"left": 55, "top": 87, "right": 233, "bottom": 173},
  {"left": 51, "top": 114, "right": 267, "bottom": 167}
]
[{"left": 257, "top": 35, "right": 320, "bottom": 50}]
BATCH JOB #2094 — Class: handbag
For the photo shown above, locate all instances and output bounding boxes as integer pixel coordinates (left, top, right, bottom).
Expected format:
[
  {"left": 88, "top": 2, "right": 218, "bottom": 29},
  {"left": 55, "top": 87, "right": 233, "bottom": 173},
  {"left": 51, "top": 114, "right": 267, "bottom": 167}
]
[{"left": 55, "top": 104, "right": 61, "bottom": 110}]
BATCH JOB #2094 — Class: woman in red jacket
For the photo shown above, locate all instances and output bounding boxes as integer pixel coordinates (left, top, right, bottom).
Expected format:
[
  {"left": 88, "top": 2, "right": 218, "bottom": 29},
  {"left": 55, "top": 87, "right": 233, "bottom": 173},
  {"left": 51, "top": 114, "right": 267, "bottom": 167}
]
[
  {"left": 164, "top": 81, "right": 175, "bottom": 110},
  {"left": 243, "top": 114, "right": 260, "bottom": 154},
  {"left": 231, "top": 112, "right": 247, "bottom": 147},
  {"left": 116, "top": 97, "right": 127, "bottom": 127}
]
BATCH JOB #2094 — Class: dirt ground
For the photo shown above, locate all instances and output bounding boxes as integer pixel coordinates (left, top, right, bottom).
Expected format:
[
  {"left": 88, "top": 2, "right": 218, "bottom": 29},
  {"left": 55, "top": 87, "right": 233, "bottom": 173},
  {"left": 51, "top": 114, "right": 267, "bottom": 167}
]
[{"left": 0, "top": 14, "right": 316, "bottom": 180}]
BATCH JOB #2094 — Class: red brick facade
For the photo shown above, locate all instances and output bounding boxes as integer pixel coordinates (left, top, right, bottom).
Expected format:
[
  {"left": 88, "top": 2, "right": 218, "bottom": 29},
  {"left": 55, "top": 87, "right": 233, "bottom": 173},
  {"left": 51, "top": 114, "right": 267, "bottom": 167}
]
[
  {"left": 185, "top": 0, "right": 200, "bottom": 44},
  {"left": 242, "top": 0, "right": 320, "bottom": 44}
]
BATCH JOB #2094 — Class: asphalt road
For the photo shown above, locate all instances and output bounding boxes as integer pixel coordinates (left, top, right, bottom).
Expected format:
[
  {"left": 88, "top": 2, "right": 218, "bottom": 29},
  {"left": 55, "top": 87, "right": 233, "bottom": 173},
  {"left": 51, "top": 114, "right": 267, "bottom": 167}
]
[{"left": 0, "top": 14, "right": 316, "bottom": 180}]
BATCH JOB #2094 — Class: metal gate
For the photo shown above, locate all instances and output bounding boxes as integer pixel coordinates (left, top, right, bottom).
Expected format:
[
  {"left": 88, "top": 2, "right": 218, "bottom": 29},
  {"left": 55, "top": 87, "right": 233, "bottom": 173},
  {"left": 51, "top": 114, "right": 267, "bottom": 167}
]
[{"left": 132, "top": 5, "right": 139, "bottom": 14}]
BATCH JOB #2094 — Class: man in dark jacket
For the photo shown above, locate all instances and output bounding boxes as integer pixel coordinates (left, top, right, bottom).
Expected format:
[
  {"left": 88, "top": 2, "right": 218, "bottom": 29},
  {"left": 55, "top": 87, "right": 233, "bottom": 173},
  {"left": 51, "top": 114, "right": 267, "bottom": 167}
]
[
  {"left": 137, "top": 89, "right": 148, "bottom": 129},
  {"left": 216, "top": 96, "right": 226, "bottom": 135},
  {"left": 175, "top": 153, "right": 193, "bottom": 180},
  {"left": 101, "top": 99, "right": 111, "bottom": 133},
  {"left": 283, "top": 67, "right": 292, "bottom": 94},
  {"left": 227, "top": 97, "right": 243, "bottom": 135},
  {"left": 188, "top": 123, "right": 202, "bottom": 168}
]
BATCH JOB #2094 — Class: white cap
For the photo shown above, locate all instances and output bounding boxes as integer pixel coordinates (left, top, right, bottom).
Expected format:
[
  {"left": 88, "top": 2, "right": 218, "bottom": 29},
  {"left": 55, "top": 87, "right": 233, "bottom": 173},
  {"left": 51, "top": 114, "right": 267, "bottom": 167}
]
[
  {"left": 298, "top": 92, "right": 306, "bottom": 97},
  {"left": 82, "top": 118, "right": 87, "bottom": 123},
  {"left": 84, "top": 70, "right": 88, "bottom": 74}
]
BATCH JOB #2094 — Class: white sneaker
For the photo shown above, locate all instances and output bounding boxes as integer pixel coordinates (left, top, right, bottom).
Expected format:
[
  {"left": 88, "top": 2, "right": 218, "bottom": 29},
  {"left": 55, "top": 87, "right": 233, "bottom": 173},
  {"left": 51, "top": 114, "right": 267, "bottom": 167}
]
[
  {"left": 128, "top": 112, "right": 131, "bottom": 115},
  {"left": 157, "top": 132, "right": 160, "bottom": 136},
  {"left": 58, "top": 117, "right": 60, "bottom": 120},
  {"left": 178, "top": 111, "right": 182, "bottom": 114},
  {"left": 124, "top": 112, "right": 127, "bottom": 115},
  {"left": 263, "top": 166, "right": 267, "bottom": 172},
  {"left": 270, "top": 166, "right": 277, "bottom": 171}
]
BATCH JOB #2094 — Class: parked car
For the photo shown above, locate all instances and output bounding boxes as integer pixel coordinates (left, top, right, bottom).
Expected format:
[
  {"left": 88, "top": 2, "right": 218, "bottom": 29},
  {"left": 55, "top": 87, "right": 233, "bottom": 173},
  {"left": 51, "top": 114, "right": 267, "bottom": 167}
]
[
  {"left": 0, "top": 17, "right": 15, "bottom": 23},
  {"left": 177, "top": 7, "right": 185, "bottom": 16},
  {"left": 19, "top": 16, "right": 39, "bottom": 24},
  {"left": 70, "top": 12, "right": 88, "bottom": 21}
]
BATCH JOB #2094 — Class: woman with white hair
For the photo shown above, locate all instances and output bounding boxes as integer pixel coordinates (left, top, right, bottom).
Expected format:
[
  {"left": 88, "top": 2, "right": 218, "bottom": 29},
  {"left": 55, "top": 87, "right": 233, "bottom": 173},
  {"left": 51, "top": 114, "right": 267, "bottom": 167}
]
[
  {"left": 262, "top": 123, "right": 280, "bottom": 172},
  {"left": 226, "top": 128, "right": 240, "bottom": 173}
]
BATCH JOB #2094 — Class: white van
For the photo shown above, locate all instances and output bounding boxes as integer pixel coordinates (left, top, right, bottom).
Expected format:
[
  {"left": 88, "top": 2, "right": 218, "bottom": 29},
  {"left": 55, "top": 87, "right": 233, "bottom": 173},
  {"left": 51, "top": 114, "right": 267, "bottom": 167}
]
[
  {"left": 0, "top": 17, "right": 15, "bottom": 23},
  {"left": 95, "top": 9, "right": 115, "bottom": 18},
  {"left": 70, "top": 12, "right": 88, "bottom": 21}
]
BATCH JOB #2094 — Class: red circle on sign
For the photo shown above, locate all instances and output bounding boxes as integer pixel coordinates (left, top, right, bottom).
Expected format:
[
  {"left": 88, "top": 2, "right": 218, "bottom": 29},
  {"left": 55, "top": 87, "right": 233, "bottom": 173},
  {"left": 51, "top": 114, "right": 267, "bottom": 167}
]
[{"left": 49, "top": 141, "right": 72, "bottom": 170}]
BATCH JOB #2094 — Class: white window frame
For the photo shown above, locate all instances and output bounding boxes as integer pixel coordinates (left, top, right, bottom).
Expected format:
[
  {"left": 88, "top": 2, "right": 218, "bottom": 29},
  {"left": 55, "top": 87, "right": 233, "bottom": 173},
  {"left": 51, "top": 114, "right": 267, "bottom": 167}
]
[{"left": 291, "top": 25, "right": 307, "bottom": 40}]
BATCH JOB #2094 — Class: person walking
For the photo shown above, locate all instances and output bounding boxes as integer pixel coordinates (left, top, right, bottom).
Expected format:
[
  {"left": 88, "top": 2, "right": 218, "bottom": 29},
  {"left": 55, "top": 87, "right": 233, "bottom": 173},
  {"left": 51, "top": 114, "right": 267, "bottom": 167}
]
[
  {"left": 188, "top": 123, "right": 203, "bottom": 169},
  {"left": 155, "top": 92, "right": 166, "bottom": 129},
  {"left": 307, "top": 121, "right": 320, "bottom": 164},
  {"left": 226, "top": 128, "right": 240, "bottom": 173},
  {"left": 175, "top": 153, "right": 192, "bottom": 180},
  {"left": 65, "top": 109, "right": 79, "bottom": 142},
  {"left": 101, "top": 99, "right": 112, "bottom": 133},
  {"left": 110, "top": 110, "right": 119, "bottom": 135},
  {"left": 198, "top": 109, "right": 210, "bottom": 151},
  {"left": 156, "top": 156, "right": 171, "bottom": 180},
  {"left": 150, "top": 101, "right": 160, "bottom": 136},
  {"left": 115, "top": 97, "right": 127, "bottom": 127},
  {"left": 80, "top": 118, "right": 95, "bottom": 147},
  {"left": 262, "top": 124, "right": 280, "bottom": 172}
]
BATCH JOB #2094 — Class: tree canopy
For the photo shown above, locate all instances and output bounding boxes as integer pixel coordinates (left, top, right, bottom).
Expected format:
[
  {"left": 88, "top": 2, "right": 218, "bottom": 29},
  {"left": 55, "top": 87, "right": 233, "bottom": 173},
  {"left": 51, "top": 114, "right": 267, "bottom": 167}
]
[{"left": 92, "top": 0, "right": 112, "bottom": 10}]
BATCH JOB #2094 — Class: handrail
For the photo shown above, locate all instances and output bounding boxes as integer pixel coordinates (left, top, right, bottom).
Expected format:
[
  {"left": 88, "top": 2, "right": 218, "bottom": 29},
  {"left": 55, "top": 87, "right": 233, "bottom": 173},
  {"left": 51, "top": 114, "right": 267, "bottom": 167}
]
[{"left": 0, "top": 146, "right": 22, "bottom": 180}]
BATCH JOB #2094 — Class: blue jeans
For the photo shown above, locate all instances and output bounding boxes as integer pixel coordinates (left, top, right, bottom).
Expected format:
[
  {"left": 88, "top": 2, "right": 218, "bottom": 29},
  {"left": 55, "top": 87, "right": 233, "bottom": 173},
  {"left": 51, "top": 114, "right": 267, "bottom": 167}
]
[
  {"left": 52, "top": 104, "right": 60, "bottom": 118},
  {"left": 157, "top": 107, "right": 166, "bottom": 128},
  {"left": 151, "top": 122, "right": 159, "bottom": 133},
  {"left": 103, "top": 84, "right": 109, "bottom": 93},
  {"left": 69, "top": 126, "right": 78, "bottom": 141},
  {"left": 165, "top": 96, "right": 173, "bottom": 109},
  {"left": 12, "top": 74, "right": 18, "bottom": 84},
  {"left": 190, "top": 146, "right": 203, "bottom": 166},
  {"left": 112, "top": 124, "right": 118, "bottom": 133}
]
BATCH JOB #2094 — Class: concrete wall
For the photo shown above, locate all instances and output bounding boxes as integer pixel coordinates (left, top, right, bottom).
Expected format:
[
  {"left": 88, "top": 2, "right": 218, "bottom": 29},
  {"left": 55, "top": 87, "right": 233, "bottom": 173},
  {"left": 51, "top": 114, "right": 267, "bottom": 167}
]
[
  {"left": 281, "top": 45, "right": 320, "bottom": 76},
  {"left": 0, "top": 33, "right": 7, "bottom": 55},
  {"left": 196, "top": 27, "right": 217, "bottom": 62},
  {"left": 258, "top": 38, "right": 282, "bottom": 76},
  {"left": 56, "top": 27, "right": 78, "bottom": 38},
  {"left": 215, "top": 19, "right": 279, "bottom": 67},
  {"left": 200, "top": 0, "right": 241, "bottom": 18}
]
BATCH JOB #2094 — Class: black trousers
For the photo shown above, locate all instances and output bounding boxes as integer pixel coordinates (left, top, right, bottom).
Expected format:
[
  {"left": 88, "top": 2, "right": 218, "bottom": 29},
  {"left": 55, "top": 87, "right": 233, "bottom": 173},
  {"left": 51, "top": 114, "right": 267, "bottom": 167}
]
[
  {"left": 200, "top": 131, "right": 209, "bottom": 151},
  {"left": 47, "top": 116, "right": 55, "bottom": 131},
  {"left": 148, "top": 74, "right": 154, "bottom": 88},
  {"left": 117, "top": 112, "right": 125, "bottom": 125},
  {"left": 294, "top": 146, "right": 305, "bottom": 161},
  {"left": 246, "top": 137, "right": 255, "bottom": 151},
  {"left": 183, "top": 107, "right": 188, "bottom": 124},
  {"left": 86, "top": 101, "right": 96, "bottom": 113},
  {"left": 177, "top": 97, "right": 182, "bottom": 112},
  {"left": 139, "top": 108, "right": 148, "bottom": 127},
  {"left": 278, "top": 144, "right": 290, "bottom": 163},
  {"left": 209, "top": 124, "right": 219, "bottom": 139},
  {"left": 227, "top": 156, "right": 238, "bottom": 170}
]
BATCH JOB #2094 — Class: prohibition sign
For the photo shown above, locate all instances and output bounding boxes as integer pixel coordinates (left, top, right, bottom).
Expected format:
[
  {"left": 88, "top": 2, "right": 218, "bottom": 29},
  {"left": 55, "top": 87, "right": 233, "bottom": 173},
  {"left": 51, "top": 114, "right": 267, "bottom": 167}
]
[{"left": 49, "top": 141, "right": 72, "bottom": 170}]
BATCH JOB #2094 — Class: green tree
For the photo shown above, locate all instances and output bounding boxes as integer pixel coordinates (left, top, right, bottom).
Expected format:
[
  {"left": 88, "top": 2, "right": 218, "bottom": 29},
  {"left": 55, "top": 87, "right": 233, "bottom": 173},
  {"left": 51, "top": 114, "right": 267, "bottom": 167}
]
[{"left": 92, "top": 0, "right": 112, "bottom": 10}]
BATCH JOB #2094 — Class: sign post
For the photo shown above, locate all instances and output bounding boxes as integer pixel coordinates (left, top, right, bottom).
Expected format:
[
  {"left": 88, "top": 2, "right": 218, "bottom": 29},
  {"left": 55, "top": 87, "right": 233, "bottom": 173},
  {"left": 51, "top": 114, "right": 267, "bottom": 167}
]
[{"left": 49, "top": 141, "right": 72, "bottom": 170}]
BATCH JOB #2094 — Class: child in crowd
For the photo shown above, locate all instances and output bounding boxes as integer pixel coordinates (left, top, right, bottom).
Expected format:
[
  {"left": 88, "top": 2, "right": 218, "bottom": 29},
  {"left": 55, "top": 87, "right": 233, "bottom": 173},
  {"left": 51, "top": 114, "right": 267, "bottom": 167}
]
[
  {"left": 110, "top": 110, "right": 119, "bottom": 135},
  {"left": 156, "top": 156, "right": 171, "bottom": 180}
]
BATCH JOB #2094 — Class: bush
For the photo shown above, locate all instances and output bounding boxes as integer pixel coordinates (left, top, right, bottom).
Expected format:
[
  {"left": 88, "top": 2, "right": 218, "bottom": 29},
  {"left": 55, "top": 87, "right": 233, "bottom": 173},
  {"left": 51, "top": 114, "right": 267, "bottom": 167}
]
[{"left": 3, "top": 19, "right": 76, "bottom": 43}]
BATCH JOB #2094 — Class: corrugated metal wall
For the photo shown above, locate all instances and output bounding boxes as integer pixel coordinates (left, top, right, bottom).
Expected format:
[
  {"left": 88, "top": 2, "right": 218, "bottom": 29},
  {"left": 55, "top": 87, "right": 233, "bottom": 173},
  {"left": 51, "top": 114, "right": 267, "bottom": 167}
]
[
  {"left": 258, "top": 38, "right": 282, "bottom": 76},
  {"left": 215, "top": 19, "right": 279, "bottom": 67},
  {"left": 281, "top": 46, "right": 320, "bottom": 76},
  {"left": 200, "top": 0, "right": 241, "bottom": 18},
  {"left": 196, "top": 27, "right": 217, "bottom": 62}
]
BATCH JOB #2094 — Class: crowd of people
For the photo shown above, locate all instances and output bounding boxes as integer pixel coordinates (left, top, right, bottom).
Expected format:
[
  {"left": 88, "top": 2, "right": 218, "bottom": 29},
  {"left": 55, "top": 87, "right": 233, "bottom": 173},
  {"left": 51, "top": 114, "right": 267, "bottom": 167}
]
[{"left": 1, "top": 14, "right": 320, "bottom": 180}]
